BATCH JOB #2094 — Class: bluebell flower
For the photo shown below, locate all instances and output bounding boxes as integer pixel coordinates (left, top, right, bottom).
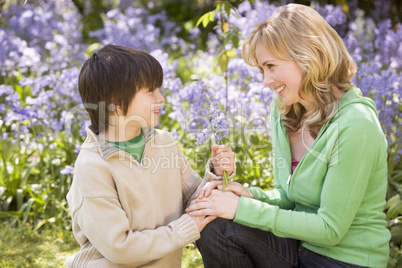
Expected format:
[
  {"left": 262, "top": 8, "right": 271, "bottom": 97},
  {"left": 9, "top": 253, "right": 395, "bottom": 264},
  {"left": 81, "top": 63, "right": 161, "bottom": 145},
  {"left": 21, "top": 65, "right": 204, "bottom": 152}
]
[
  {"left": 60, "top": 165, "right": 74, "bottom": 175},
  {"left": 0, "top": 0, "right": 400, "bottom": 164}
]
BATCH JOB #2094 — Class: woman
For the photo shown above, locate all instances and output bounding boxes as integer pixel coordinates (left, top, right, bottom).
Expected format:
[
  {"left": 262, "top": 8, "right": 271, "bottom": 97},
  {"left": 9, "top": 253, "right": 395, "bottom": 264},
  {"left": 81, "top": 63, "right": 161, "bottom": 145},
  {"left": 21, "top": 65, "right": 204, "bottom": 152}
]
[{"left": 186, "top": 4, "right": 390, "bottom": 268}]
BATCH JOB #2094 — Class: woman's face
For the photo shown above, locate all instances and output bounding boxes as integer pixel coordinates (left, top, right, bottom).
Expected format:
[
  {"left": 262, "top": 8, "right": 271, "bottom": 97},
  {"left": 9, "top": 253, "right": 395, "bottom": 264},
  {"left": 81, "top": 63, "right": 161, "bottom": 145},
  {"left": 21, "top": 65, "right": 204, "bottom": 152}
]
[{"left": 255, "top": 42, "right": 309, "bottom": 109}]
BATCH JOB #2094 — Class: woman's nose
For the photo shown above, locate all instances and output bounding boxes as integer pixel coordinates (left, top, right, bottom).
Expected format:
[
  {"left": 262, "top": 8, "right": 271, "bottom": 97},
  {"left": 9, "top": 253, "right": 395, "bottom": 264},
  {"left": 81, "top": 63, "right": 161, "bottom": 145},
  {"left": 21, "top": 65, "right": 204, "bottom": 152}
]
[{"left": 263, "top": 75, "right": 275, "bottom": 87}]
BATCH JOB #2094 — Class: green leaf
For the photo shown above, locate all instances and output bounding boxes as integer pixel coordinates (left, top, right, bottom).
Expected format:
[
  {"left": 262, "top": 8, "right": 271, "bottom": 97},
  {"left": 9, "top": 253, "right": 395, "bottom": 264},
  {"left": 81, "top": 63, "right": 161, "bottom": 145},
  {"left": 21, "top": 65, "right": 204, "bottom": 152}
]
[
  {"left": 226, "top": 49, "right": 236, "bottom": 58},
  {"left": 208, "top": 11, "right": 215, "bottom": 22},
  {"left": 203, "top": 13, "right": 210, "bottom": 27},
  {"left": 217, "top": 49, "right": 237, "bottom": 73},
  {"left": 196, "top": 13, "right": 208, "bottom": 28},
  {"left": 197, "top": 11, "right": 216, "bottom": 28},
  {"left": 22, "top": 198, "right": 35, "bottom": 224},
  {"left": 224, "top": 3, "right": 231, "bottom": 17},
  {"left": 0, "top": 187, "right": 5, "bottom": 199},
  {"left": 218, "top": 52, "right": 229, "bottom": 73},
  {"left": 0, "top": 211, "right": 14, "bottom": 218},
  {"left": 3, "top": 196, "right": 13, "bottom": 211},
  {"left": 385, "top": 194, "right": 401, "bottom": 210},
  {"left": 390, "top": 225, "right": 402, "bottom": 244},
  {"left": 250, "top": 134, "right": 260, "bottom": 146},
  {"left": 231, "top": 34, "right": 239, "bottom": 48},
  {"left": 223, "top": 33, "right": 231, "bottom": 46},
  {"left": 385, "top": 194, "right": 402, "bottom": 219},
  {"left": 16, "top": 189, "right": 23, "bottom": 210},
  {"left": 84, "top": 43, "right": 102, "bottom": 56},
  {"left": 20, "top": 162, "right": 39, "bottom": 189}
]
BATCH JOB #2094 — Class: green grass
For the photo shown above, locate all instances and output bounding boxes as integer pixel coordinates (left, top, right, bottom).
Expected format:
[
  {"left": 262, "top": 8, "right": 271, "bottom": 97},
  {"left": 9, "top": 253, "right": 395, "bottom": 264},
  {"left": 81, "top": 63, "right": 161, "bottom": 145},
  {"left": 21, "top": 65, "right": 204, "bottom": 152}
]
[
  {"left": 0, "top": 223, "right": 79, "bottom": 268},
  {"left": 183, "top": 243, "right": 204, "bottom": 268},
  {"left": 0, "top": 222, "right": 204, "bottom": 267}
]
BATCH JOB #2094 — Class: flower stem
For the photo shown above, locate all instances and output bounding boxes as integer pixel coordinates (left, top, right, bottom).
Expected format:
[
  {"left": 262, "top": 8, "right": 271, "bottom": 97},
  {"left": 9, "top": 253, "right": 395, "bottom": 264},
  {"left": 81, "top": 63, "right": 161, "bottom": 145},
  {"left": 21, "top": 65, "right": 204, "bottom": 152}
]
[
  {"left": 199, "top": 82, "right": 229, "bottom": 192},
  {"left": 222, "top": 170, "right": 229, "bottom": 192}
]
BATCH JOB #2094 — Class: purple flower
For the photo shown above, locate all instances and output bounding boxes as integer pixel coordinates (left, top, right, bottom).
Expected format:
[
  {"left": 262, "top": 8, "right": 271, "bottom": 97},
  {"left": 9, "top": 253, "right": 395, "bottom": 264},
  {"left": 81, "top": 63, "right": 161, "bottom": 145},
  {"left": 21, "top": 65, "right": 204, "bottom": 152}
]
[
  {"left": 192, "top": 81, "right": 230, "bottom": 145},
  {"left": 60, "top": 165, "right": 74, "bottom": 175}
]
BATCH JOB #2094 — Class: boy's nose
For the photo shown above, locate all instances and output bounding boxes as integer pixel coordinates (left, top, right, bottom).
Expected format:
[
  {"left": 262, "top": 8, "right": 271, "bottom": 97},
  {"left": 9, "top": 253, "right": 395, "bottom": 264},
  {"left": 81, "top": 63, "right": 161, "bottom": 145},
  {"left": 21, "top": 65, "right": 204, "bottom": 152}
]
[
  {"left": 157, "top": 89, "right": 165, "bottom": 103},
  {"left": 159, "top": 95, "right": 165, "bottom": 104}
]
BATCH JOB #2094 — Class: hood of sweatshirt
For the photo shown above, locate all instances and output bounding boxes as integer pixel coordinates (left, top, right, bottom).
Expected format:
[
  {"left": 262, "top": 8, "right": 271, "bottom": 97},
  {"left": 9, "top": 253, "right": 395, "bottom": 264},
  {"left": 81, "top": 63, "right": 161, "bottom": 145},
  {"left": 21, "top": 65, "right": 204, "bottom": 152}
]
[
  {"left": 80, "top": 126, "right": 157, "bottom": 160},
  {"left": 338, "top": 87, "right": 378, "bottom": 117}
]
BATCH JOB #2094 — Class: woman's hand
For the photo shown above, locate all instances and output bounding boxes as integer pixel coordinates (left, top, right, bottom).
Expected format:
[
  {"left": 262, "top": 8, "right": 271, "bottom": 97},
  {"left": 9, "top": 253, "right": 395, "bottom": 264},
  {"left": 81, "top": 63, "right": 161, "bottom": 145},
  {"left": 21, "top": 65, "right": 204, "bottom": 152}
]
[
  {"left": 195, "top": 180, "right": 254, "bottom": 199},
  {"left": 211, "top": 144, "right": 235, "bottom": 176},
  {"left": 186, "top": 189, "right": 240, "bottom": 220}
]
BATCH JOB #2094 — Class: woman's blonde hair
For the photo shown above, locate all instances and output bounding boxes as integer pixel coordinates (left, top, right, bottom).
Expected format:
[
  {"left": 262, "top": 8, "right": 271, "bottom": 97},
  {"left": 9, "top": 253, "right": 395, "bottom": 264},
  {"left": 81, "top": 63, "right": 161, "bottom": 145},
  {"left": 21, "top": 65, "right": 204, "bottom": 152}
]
[{"left": 242, "top": 4, "right": 357, "bottom": 138}]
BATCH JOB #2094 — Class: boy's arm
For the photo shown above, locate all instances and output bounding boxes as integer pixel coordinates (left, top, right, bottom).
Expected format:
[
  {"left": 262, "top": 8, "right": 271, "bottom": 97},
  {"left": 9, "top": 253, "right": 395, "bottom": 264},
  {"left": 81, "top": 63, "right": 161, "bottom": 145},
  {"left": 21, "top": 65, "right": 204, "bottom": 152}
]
[
  {"left": 69, "top": 171, "right": 200, "bottom": 266},
  {"left": 74, "top": 198, "right": 200, "bottom": 265}
]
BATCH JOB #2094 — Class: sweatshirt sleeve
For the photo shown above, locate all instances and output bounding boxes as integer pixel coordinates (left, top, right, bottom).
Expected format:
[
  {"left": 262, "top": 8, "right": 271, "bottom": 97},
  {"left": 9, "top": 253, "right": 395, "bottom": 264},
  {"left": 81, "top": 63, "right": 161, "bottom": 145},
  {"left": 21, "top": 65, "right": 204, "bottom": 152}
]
[
  {"left": 73, "top": 195, "right": 199, "bottom": 264},
  {"left": 68, "top": 156, "right": 200, "bottom": 265},
  {"left": 248, "top": 186, "right": 295, "bottom": 210},
  {"left": 235, "top": 107, "right": 387, "bottom": 247}
]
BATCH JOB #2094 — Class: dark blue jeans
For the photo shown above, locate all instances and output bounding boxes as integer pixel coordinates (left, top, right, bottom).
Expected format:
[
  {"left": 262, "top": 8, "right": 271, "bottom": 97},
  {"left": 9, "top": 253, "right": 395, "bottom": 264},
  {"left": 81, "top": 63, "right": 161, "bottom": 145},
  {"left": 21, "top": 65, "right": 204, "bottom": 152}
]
[{"left": 196, "top": 218, "right": 365, "bottom": 268}]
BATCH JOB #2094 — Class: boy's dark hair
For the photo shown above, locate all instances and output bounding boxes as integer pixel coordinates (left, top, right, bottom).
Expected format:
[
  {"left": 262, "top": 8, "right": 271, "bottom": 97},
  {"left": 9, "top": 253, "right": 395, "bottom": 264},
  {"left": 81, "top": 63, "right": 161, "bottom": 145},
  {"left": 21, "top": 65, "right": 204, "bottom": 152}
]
[{"left": 78, "top": 44, "right": 163, "bottom": 134}]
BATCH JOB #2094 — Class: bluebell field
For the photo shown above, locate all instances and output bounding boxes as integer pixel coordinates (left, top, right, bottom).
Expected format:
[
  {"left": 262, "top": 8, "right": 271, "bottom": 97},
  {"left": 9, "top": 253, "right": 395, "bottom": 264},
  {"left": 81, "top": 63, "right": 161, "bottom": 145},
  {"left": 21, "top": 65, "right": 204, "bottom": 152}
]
[
  {"left": 0, "top": 0, "right": 401, "bottom": 263},
  {"left": 1, "top": 0, "right": 400, "bottom": 155}
]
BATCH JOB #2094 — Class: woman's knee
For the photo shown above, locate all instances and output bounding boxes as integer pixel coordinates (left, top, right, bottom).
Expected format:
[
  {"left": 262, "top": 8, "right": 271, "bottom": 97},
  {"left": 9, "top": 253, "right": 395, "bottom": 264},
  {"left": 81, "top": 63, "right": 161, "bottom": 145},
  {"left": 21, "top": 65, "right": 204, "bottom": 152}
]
[{"left": 199, "top": 217, "right": 227, "bottom": 241}]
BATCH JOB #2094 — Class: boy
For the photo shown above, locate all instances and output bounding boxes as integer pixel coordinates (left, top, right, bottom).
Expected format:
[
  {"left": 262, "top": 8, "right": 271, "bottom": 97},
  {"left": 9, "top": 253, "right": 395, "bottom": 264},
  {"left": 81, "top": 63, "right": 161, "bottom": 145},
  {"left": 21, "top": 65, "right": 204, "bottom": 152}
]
[{"left": 65, "top": 44, "right": 235, "bottom": 267}]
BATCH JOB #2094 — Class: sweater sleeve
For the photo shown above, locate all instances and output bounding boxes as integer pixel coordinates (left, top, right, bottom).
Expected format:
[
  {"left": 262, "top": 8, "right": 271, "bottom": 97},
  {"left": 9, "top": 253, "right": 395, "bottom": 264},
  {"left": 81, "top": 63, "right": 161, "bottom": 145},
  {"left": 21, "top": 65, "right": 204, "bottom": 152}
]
[
  {"left": 235, "top": 109, "right": 386, "bottom": 247},
  {"left": 68, "top": 157, "right": 200, "bottom": 265},
  {"left": 248, "top": 186, "right": 295, "bottom": 210},
  {"left": 73, "top": 196, "right": 199, "bottom": 264}
]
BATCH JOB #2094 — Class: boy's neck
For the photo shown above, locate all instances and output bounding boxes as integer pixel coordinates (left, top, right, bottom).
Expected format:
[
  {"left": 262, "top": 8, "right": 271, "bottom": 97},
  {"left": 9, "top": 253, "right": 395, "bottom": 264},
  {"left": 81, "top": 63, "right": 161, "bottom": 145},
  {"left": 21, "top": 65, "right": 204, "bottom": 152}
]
[{"left": 99, "top": 125, "right": 142, "bottom": 142}]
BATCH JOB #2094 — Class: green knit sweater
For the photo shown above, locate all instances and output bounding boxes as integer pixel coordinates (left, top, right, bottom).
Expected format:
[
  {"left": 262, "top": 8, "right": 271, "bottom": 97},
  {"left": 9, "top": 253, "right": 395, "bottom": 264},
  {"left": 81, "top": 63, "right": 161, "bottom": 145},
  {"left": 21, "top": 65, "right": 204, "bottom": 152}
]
[{"left": 235, "top": 88, "right": 390, "bottom": 268}]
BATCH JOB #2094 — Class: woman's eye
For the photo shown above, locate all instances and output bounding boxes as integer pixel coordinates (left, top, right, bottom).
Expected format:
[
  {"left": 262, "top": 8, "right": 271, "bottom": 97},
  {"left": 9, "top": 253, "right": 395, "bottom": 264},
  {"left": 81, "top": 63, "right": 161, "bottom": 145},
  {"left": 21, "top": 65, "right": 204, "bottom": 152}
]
[{"left": 267, "top": 64, "right": 275, "bottom": 69}]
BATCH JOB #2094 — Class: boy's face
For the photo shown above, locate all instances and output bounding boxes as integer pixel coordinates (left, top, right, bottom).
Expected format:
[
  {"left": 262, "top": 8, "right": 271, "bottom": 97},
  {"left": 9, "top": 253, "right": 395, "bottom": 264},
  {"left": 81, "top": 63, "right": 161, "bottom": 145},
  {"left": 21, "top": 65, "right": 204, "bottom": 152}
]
[{"left": 122, "top": 87, "right": 165, "bottom": 129}]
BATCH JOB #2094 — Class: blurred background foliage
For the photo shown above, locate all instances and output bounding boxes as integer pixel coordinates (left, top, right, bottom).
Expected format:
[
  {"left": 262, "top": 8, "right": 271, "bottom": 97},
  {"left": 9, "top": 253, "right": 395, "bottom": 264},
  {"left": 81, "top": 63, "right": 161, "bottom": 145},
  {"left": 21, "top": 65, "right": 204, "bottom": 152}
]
[
  {"left": 2, "top": 0, "right": 401, "bottom": 44},
  {"left": 0, "top": 0, "right": 401, "bottom": 267}
]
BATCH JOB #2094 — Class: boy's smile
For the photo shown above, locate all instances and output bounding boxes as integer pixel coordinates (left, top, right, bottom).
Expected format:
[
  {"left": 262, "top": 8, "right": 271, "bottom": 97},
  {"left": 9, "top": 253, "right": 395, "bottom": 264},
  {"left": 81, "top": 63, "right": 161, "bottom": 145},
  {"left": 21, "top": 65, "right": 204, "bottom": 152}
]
[{"left": 152, "top": 105, "right": 163, "bottom": 115}]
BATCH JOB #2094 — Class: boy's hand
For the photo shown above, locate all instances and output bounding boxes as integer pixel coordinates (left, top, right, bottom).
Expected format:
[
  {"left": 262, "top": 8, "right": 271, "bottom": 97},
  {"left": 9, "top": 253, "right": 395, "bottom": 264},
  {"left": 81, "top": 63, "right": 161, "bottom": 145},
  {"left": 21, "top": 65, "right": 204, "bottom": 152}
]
[
  {"left": 211, "top": 144, "right": 235, "bottom": 176},
  {"left": 190, "top": 215, "right": 216, "bottom": 232},
  {"left": 195, "top": 181, "right": 254, "bottom": 199}
]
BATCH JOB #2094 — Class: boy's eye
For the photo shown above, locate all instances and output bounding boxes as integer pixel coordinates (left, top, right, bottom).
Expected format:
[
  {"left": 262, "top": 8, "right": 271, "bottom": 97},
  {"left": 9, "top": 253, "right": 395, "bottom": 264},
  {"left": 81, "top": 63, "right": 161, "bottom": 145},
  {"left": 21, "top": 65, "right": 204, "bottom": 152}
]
[{"left": 146, "top": 88, "right": 158, "bottom": 94}]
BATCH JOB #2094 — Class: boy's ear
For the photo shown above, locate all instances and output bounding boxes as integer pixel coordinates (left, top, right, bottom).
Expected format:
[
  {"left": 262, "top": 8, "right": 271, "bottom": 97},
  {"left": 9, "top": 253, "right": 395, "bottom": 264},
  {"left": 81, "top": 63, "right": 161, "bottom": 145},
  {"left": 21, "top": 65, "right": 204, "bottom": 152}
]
[
  {"left": 115, "top": 105, "right": 124, "bottom": 116},
  {"left": 108, "top": 103, "right": 123, "bottom": 116}
]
